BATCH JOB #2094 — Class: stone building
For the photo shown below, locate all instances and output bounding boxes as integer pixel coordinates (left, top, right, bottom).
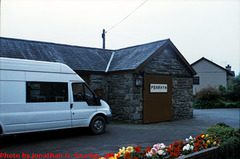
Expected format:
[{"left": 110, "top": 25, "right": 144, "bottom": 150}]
[{"left": 0, "top": 37, "right": 196, "bottom": 123}]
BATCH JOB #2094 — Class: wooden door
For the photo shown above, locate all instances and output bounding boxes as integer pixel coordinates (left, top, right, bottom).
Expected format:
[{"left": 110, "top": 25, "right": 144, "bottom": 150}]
[{"left": 143, "top": 74, "right": 172, "bottom": 123}]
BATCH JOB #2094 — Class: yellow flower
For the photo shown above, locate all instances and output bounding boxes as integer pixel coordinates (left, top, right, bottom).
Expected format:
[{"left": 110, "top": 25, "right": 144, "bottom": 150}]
[
  {"left": 213, "top": 141, "right": 216, "bottom": 145},
  {"left": 126, "top": 146, "right": 134, "bottom": 153},
  {"left": 100, "top": 157, "right": 105, "bottom": 159},
  {"left": 206, "top": 134, "right": 209, "bottom": 138},
  {"left": 117, "top": 152, "right": 121, "bottom": 156},
  {"left": 207, "top": 140, "right": 210, "bottom": 144},
  {"left": 201, "top": 134, "right": 205, "bottom": 138},
  {"left": 109, "top": 157, "right": 116, "bottom": 159},
  {"left": 125, "top": 150, "right": 130, "bottom": 154},
  {"left": 119, "top": 147, "right": 126, "bottom": 154}
]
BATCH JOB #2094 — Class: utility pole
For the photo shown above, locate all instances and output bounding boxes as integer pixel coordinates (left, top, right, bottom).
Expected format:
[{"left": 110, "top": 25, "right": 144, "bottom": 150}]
[
  {"left": 0, "top": 0, "right": 2, "bottom": 37},
  {"left": 102, "top": 29, "right": 106, "bottom": 49}
]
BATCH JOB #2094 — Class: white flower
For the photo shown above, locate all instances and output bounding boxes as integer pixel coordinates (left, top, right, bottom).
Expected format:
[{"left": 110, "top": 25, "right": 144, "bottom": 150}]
[
  {"left": 146, "top": 152, "right": 152, "bottom": 157},
  {"left": 183, "top": 144, "right": 191, "bottom": 151},
  {"left": 153, "top": 144, "right": 160, "bottom": 150},
  {"left": 153, "top": 143, "right": 166, "bottom": 150},
  {"left": 160, "top": 143, "right": 166, "bottom": 149},
  {"left": 183, "top": 146, "right": 188, "bottom": 151},
  {"left": 190, "top": 145, "right": 194, "bottom": 150},
  {"left": 186, "top": 138, "right": 189, "bottom": 142},
  {"left": 157, "top": 150, "right": 166, "bottom": 156},
  {"left": 150, "top": 148, "right": 157, "bottom": 155},
  {"left": 183, "top": 147, "right": 187, "bottom": 151},
  {"left": 183, "top": 144, "right": 194, "bottom": 152},
  {"left": 189, "top": 136, "right": 193, "bottom": 140}
]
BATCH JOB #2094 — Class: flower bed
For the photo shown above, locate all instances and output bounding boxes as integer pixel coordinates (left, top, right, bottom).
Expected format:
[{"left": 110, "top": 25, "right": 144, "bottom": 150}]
[
  {"left": 98, "top": 133, "right": 220, "bottom": 159},
  {"left": 177, "top": 147, "right": 220, "bottom": 159}
]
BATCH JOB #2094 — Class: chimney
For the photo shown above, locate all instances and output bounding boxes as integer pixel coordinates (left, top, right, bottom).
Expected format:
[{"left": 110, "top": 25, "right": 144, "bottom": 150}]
[
  {"left": 102, "top": 29, "right": 106, "bottom": 49},
  {"left": 225, "top": 64, "right": 231, "bottom": 71}
]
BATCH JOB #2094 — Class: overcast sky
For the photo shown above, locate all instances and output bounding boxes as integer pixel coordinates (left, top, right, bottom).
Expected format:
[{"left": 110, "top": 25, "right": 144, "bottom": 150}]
[{"left": 1, "top": 0, "right": 240, "bottom": 75}]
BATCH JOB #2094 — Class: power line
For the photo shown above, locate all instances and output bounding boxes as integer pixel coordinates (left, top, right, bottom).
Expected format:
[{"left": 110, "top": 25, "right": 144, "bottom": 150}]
[{"left": 106, "top": 0, "right": 149, "bottom": 33}]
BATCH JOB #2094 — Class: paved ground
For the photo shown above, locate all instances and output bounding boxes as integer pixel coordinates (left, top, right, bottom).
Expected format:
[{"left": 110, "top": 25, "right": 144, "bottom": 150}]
[{"left": 0, "top": 109, "right": 239, "bottom": 159}]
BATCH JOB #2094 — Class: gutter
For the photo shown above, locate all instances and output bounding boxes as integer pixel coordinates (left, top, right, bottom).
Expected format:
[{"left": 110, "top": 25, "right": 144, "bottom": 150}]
[{"left": 105, "top": 52, "right": 115, "bottom": 72}]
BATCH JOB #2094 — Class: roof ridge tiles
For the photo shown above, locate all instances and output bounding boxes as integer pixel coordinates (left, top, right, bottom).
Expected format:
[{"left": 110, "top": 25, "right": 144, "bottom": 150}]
[
  {"left": 0, "top": 37, "right": 170, "bottom": 52},
  {"left": 0, "top": 37, "right": 114, "bottom": 52},
  {"left": 115, "top": 39, "right": 170, "bottom": 51}
]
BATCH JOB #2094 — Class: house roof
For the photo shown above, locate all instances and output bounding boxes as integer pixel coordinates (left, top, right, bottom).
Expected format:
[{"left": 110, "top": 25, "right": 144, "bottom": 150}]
[
  {"left": 0, "top": 37, "right": 196, "bottom": 74},
  {"left": 110, "top": 39, "right": 168, "bottom": 72},
  {"left": 0, "top": 37, "right": 112, "bottom": 72},
  {"left": 191, "top": 57, "right": 235, "bottom": 76}
]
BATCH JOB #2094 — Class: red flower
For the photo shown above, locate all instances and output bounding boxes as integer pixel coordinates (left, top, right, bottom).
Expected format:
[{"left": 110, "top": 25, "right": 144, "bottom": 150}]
[
  {"left": 144, "top": 146, "right": 151, "bottom": 153},
  {"left": 194, "top": 142, "right": 200, "bottom": 147},
  {"left": 195, "top": 147, "right": 198, "bottom": 151},
  {"left": 204, "top": 143, "right": 208, "bottom": 149},
  {"left": 170, "top": 152, "right": 174, "bottom": 157},
  {"left": 174, "top": 141, "right": 178, "bottom": 147},
  {"left": 174, "top": 147, "right": 180, "bottom": 152},
  {"left": 134, "top": 158, "right": 138, "bottom": 159},
  {"left": 167, "top": 147, "right": 172, "bottom": 153},
  {"left": 176, "top": 151, "right": 180, "bottom": 157},
  {"left": 135, "top": 146, "right": 141, "bottom": 153},
  {"left": 170, "top": 152, "right": 179, "bottom": 158},
  {"left": 195, "top": 136, "right": 200, "bottom": 141},
  {"left": 124, "top": 152, "right": 130, "bottom": 159}
]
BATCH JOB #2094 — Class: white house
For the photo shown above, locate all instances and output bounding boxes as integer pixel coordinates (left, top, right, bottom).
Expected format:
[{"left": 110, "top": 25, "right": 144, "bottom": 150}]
[{"left": 191, "top": 57, "right": 235, "bottom": 95}]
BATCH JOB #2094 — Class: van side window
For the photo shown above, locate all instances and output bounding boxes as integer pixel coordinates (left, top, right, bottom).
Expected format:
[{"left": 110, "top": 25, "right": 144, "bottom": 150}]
[
  {"left": 72, "top": 83, "right": 97, "bottom": 105},
  {"left": 26, "top": 82, "right": 68, "bottom": 102}
]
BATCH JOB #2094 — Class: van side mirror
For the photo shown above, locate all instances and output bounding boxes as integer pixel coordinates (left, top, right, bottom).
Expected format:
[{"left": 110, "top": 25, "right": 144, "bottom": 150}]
[
  {"left": 94, "top": 95, "right": 101, "bottom": 105},
  {"left": 94, "top": 89, "right": 104, "bottom": 99}
]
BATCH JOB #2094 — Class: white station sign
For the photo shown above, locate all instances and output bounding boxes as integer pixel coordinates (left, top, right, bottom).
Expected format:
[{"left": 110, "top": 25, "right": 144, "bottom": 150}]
[{"left": 150, "top": 84, "right": 168, "bottom": 93}]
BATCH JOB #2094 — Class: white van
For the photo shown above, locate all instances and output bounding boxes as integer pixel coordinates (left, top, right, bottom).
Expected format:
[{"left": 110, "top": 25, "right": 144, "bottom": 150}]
[{"left": 0, "top": 57, "right": 112, "bottom": 135}]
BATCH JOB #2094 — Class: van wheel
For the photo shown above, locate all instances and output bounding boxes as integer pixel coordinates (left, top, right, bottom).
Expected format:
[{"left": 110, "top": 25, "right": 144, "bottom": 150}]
[{"left": 90, "top": 116, "right": 106, "bottom": 135}]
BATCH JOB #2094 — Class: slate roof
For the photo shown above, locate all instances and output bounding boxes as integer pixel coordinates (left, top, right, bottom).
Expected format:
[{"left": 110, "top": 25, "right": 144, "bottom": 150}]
[
  {"left": 110, "top": 40, "right": 167, "bottom": 71},
  {"left": 0, "top": 37, "right": 195, "bottom": 74},
  {"left": 0, "top": 37, "right": 112, "bottom": 72}
]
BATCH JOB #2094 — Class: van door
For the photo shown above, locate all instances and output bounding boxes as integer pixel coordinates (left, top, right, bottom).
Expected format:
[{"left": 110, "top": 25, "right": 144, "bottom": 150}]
[{"left": 71, "top": 83, "right": 97, "bottom": 127}]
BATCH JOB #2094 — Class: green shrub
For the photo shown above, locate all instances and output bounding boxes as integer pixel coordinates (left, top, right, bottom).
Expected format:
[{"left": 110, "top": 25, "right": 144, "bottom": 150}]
[
  {"left": 216, "top": 122, "right": 230, "bottom": 127},
  {"left": 205, "top": 123, "right": 240, "bottom": 159},
  {"left": 205, "top": 124, "right": 239, "bottom": 142},
  {"left": 219, "top": 99, "right": 240, "bottom": 108},
  {"left": 226, "top": 75, "right": 240, "bottom": 102},
  {"left": 196, "top": 87, "right": 221, "bottom": 101},
  {"left": 218, "top": 85, "right": 226, "bottom": 92},
  {"left": 220, "top": 136, "right": 240, "bottom": 159},
  {"left": 193, "top": 98, "right": 224, "bottom": 109}
]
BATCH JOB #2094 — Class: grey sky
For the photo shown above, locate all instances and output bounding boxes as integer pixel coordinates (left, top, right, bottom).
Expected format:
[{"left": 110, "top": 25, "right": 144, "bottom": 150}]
[{"left": 1, "top": 0, "right": 240, "bottom": 75}]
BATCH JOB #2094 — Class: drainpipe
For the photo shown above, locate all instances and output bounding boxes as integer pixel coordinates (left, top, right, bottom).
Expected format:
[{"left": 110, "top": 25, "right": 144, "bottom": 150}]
[{"left": 105, "top": 52, "right": 115, "bottom": 73}]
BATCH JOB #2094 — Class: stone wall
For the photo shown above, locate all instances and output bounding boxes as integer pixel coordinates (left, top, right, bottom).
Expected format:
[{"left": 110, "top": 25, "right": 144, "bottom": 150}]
[
  {"left": 141, "top": 46, "right": 193, "bottom": 120},
  {"left": 90, "top": 73, "right": 143, "bottom": 123},
  {"left": 89, "top": 45, "right": 194, "bottom": 123},
  {"left": 172, "top": 77, "right": 193, "bottom": 119},
  {"left": 89, "top": 74, "right": 108, "bottom": 99}
]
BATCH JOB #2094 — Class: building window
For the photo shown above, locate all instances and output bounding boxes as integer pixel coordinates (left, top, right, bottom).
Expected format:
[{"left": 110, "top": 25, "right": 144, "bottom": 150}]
[
  {"left": 26, "top": 82, "right": 68, "bottom": 102},
  {"left": 193, "top": 77, "right": 200, "bottom": 85}
]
